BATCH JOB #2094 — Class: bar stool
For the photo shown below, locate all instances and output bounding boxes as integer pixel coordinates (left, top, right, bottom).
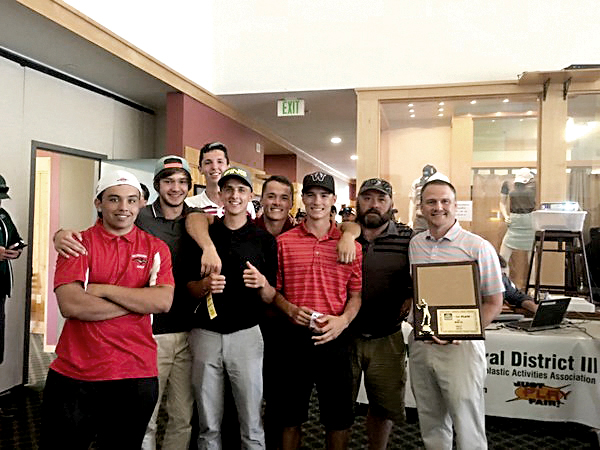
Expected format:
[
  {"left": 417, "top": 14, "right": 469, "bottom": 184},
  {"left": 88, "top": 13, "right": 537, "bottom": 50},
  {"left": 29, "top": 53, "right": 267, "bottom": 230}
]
[{"left": 526, "top": 230, "right": 593, "bottom": 302}]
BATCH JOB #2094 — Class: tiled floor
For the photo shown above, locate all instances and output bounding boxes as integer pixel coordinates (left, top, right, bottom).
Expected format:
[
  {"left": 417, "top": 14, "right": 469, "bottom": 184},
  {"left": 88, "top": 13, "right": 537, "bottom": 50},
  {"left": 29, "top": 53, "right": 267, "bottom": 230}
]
[{"left": 0, "top": 334, "right": 598, "bottom": 449}]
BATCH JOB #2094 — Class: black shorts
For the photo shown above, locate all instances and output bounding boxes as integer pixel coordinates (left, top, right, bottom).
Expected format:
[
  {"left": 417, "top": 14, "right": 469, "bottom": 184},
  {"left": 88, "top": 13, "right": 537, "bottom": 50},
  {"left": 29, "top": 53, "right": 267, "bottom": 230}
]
[{"left": 267, "top": 323, "right": 354, "bottom": 430}]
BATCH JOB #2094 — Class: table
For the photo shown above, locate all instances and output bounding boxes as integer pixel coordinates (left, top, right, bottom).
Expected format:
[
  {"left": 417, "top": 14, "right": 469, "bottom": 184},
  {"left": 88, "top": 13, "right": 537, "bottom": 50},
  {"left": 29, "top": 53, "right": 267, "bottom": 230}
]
[{"left": 358, "top": 321, "right": 600, "bottom": 429}]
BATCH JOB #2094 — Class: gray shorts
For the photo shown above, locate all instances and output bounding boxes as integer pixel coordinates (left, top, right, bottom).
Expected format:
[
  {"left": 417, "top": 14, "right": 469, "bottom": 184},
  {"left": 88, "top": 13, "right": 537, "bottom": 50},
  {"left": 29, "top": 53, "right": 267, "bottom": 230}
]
[{"left": 352, "top": 328, "right": 407, "bottom": 423}]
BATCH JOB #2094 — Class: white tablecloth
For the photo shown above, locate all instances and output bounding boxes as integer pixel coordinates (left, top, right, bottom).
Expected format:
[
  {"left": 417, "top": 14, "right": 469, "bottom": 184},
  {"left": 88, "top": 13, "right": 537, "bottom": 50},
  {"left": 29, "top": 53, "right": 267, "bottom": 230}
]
[
  {"left": 358, "top": 321, "right": 600, "bottom": 429},
  {"left": 482, "top": 320, "right": 600, "bottom": 429}
]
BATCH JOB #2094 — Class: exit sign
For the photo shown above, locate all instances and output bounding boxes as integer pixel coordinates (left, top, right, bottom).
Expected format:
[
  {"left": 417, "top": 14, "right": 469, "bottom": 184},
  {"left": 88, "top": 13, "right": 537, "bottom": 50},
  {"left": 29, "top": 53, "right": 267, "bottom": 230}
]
[{"left": 277, "top": 98, "right": 305, "bottom": 117}]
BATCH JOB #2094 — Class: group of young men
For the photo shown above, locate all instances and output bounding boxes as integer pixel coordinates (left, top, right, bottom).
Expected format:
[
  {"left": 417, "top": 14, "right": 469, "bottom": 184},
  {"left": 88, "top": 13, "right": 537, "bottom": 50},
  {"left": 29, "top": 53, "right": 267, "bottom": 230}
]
[{"left": 47, "top": 140, "right": 504, "bottom": 450}]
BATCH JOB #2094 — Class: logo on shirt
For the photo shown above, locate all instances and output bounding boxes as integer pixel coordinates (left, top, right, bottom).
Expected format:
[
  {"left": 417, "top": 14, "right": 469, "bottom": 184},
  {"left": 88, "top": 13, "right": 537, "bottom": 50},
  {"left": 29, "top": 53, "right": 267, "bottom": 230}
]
[{"left": 132, "top": 254, "right": 149, "bottom": 269}]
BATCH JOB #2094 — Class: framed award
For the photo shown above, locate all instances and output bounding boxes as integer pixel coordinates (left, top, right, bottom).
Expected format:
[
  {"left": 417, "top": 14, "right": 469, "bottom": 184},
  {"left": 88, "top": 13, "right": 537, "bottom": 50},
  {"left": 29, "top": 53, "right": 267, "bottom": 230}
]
[{"left": 412, "top": 261, "right": 484, "bottom": 340}]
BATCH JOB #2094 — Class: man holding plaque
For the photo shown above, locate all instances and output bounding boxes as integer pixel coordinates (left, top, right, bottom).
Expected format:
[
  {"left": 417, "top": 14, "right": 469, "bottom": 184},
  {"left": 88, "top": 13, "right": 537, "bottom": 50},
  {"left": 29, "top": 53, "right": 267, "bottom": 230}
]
[{"left": 408, "top": 179, "right": 503, "bottom": 450}]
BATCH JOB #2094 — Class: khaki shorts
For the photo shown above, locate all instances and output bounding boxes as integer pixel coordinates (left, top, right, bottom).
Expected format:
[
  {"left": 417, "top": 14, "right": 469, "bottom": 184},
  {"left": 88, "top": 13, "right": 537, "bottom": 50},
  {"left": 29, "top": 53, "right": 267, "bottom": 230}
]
[{"left": 352, "top": 328, "right": 407, "bottom": 423}]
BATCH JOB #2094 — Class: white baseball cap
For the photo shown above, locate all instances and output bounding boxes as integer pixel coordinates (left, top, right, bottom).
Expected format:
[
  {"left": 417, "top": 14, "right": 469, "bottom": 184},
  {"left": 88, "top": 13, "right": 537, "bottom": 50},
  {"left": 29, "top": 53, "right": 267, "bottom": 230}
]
[
  {"left": 514, "top": 168, "right": 534, "bottom": 184},
  {"left": 96, "top": 170, "right": 142, "bottom": 198}
]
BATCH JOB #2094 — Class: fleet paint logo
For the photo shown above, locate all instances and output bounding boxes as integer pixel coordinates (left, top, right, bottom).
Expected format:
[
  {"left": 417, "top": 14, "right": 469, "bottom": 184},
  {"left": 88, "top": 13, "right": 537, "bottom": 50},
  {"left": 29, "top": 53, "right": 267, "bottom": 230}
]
[
  {"left": 132, "top": 254, "right": 149, "bottom": 268},
  {"left": 506, "top": 381, "right": 570, "bottom": 407}
]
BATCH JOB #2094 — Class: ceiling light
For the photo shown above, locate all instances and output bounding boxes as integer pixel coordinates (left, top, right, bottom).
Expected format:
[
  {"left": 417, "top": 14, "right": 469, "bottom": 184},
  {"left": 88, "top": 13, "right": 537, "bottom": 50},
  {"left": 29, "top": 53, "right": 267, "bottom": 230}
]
[
  {"left": 439, "top": 102, "right": 445, "bottom": 106},
  {"left": 526, "top": 111, "right": 533, "bottom": 115},
  {"left": 330, "top": 137, "right": 342, "bottom": 144},
  {"left": 470, "top": 100, "right": 477, "bottom": 105},
  {"left": 495, "top": 112, "right": 502, "bottom": 116},
  {"left": 438, "top": 108, "right": 444, "bottom": 112},
  {"left": 520, "top": 119, "right": 524, "bottom": 122},
  {"left": 408, "top": 103, "right": 414, "bottom": 107},
  {"left": 491, "top": 119, "right": 496, "bottom": 122},
  {"left": 503, "top": 98, "right": 509, "bottom": 103},
  {"left": 350, "top": 154, "right": 358, "bottom": 160},
  {"left": 438, "top": 113, "right": 444, "bottom": 117},
  {"left": 410, "top": 114, "right": 415, "bottom": 118},
  {"left": 409, "top": 109, "right": 415, "bottom": 113}
]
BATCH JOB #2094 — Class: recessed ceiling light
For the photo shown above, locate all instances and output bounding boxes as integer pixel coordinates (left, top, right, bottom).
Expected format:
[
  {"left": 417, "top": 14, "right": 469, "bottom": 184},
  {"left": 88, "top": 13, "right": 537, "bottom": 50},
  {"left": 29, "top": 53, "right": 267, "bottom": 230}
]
[
  {"left": 470, "top": 100, "right": 477, "bottom": 105},
  {"left": 526, "top": 110, "right": 533, "bottom": 115},
  {"left": 503, "top": 98, "right": 509, "bottom": 103},
  {"left": 438, "top": 113, "right": 444, "bottom": 117},
  {"left": 438, "top": 108, "right": 444, "bottom": 112},
  {"left": 410, "top": 114, "right": 416, "bottom": 118},
  {"left": 491, "top": 119, "right": 496, "bottom": 122},
  {"left": 520, "top": 119, "right": 524, "bottom": 122},
  {"left": 408, "top": 103, "right": 414, "bottom": 107},
  {"left": 409, "top": 109, "right": 415, "bottom": 113},
  {"left": 350, "top": 154, "right": 358, "bottom": 160},
  {"left": 439, "top": 102, "right": 445, "bottom": 106},
  {"left": 495, "top": 112, "right": 502, "bottom": 116},
  {"left": 330, "top": 137, "right": 342, "bottom": 144}
]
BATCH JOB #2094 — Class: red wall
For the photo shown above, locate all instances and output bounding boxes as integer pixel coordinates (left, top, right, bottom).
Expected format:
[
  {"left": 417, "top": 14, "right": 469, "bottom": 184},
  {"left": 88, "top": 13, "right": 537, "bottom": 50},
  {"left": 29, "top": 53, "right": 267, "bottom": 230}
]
[
  {"left": 264, "top": 154, "right": 297, "bottom": 182},
  {"left": 166, "top": 92, "right": 269, "bottom": 170}
]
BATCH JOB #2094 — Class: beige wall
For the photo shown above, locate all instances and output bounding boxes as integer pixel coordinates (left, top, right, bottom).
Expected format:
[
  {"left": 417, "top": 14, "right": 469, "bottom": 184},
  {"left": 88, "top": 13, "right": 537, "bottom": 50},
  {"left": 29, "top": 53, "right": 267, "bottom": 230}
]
[
  {"left": 58, "top": 155, "right": 98, "bottom": 231},
  {"left": 381, "top": 126, "right": 451, "bottom": 223}
]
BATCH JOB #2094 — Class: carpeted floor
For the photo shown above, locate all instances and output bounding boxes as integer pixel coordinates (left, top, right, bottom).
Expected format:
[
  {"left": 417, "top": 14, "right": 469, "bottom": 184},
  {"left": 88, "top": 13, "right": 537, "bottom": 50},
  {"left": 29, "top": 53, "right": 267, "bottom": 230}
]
[{"left": 0, "top": 334, "right": 598, "bottom": 449}]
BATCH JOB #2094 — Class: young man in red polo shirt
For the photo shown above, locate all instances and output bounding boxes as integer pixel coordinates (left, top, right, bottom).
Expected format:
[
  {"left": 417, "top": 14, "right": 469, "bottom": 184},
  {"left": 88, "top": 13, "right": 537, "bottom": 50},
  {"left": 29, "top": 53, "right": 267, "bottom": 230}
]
[
  {"left": 271, "top": 171, "right": 362, "bottom": 450},
  {"left": 42, "top": 170, "right": 174, "bottom": 450}
]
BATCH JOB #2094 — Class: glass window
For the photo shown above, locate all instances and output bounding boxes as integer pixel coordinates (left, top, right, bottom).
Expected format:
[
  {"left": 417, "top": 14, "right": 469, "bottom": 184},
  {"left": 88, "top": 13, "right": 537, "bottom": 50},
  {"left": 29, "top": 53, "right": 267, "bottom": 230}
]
[
  {"left": 567, "top": 94, "right": 600, "bottom": 237},
  {"left": 380, "top": 95, "right": 539, "bottom": 287}
]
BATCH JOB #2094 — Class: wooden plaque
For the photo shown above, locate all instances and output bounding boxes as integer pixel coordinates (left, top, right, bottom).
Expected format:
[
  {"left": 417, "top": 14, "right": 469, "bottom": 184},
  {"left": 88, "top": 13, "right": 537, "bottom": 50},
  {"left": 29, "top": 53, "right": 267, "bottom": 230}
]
[{"left": 412, "top": 261, "right": 484, "bottom": 340}]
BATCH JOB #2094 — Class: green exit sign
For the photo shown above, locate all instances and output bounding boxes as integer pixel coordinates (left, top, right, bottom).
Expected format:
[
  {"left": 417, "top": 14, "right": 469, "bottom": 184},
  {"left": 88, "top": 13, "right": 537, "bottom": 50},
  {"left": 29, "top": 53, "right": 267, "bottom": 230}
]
[{"left": 277, "top": 98, "right": 305, "bottom": 117}]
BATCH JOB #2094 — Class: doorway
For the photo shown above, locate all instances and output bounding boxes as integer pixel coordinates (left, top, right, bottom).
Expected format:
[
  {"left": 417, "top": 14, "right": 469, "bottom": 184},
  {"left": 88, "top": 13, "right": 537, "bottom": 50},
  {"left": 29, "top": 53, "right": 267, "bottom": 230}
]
[{"left": 26, "top": 143, "right": 104, "bottom": 384}]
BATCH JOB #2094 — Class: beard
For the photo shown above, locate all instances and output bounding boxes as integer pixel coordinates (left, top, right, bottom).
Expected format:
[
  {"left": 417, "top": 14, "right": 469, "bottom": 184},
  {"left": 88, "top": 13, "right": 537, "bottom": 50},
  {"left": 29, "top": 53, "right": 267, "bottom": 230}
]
[{"left": 357, "top": 204, "right": 393, "bottom": 229}]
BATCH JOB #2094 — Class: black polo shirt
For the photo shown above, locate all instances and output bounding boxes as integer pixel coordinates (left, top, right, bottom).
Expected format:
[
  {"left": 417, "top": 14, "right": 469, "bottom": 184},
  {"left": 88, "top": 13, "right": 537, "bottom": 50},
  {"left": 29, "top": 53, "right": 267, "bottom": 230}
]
[
  {"left": 136, "top": 200, "right": 195, "bottom": 334},
  {"left": 352, "top": 221, "right": 413, "bottom": 338},
  {"left": 181, "top": 217, "right": 278, "bottom": 334}
]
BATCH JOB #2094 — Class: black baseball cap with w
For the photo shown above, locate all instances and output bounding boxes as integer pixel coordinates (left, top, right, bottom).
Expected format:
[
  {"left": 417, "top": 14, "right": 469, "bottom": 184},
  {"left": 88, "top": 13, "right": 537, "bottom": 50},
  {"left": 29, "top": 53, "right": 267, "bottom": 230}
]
[{"left": 302, "top": 171, "right": 335, "bottom": 195}]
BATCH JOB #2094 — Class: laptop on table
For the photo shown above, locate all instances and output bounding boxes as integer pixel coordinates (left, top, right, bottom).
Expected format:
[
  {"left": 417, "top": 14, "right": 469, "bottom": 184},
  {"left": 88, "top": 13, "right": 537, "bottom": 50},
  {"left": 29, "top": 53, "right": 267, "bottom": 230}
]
[{"left": 505, "top": 297, "right": 571, "bottom": 332}]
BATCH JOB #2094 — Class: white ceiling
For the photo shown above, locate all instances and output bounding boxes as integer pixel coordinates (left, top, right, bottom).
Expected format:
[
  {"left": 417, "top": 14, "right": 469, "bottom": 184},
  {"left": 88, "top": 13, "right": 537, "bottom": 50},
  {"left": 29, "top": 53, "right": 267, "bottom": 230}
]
[{"left": 219, "top": 90, "right": 357, "bottom": 177}]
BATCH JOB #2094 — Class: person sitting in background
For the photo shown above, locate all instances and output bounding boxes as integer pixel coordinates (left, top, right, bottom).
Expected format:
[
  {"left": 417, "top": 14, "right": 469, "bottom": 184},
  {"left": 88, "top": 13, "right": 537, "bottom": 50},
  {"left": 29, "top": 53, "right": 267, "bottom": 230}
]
[{"left": 498, "top": 254, "right": 538, "bottom": 314}]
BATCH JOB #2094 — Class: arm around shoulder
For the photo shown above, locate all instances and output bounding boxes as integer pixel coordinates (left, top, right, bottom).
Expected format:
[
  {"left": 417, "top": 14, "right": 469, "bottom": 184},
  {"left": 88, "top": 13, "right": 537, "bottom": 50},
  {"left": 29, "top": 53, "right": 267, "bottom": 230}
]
[{"left": 185, "top": 211, "right": 221, "bottom": 276}]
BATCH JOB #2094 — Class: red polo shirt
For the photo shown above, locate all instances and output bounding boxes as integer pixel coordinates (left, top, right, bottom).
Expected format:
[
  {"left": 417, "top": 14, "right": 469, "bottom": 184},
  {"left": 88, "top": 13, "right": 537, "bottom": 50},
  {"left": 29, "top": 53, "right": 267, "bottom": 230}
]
[
  {"left": 276, "top": 221, "right": 362, "bottom": 315},
  {"left": 51, "top": 222, "right": 174, "bottom": 381}
]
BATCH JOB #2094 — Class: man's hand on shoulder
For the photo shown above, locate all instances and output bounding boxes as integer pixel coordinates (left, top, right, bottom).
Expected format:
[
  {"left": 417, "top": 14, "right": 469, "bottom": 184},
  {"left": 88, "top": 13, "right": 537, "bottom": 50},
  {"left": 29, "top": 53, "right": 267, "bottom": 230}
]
[
  {"left": 336, "top": 221, "right": 360, "bottom": 264},
  {"left": 54, "top": 229, "right": 86, "bottom": 259}
]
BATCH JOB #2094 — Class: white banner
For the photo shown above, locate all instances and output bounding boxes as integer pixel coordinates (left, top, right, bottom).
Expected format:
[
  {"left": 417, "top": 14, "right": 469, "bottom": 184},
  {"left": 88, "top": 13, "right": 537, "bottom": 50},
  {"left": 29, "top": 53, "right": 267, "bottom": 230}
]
[
  {"left": 393, "top": 322, "right": 600, "bottom": 429},
  {"left": 483, "top": 323, "right": 600, "bottom": 429}
]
